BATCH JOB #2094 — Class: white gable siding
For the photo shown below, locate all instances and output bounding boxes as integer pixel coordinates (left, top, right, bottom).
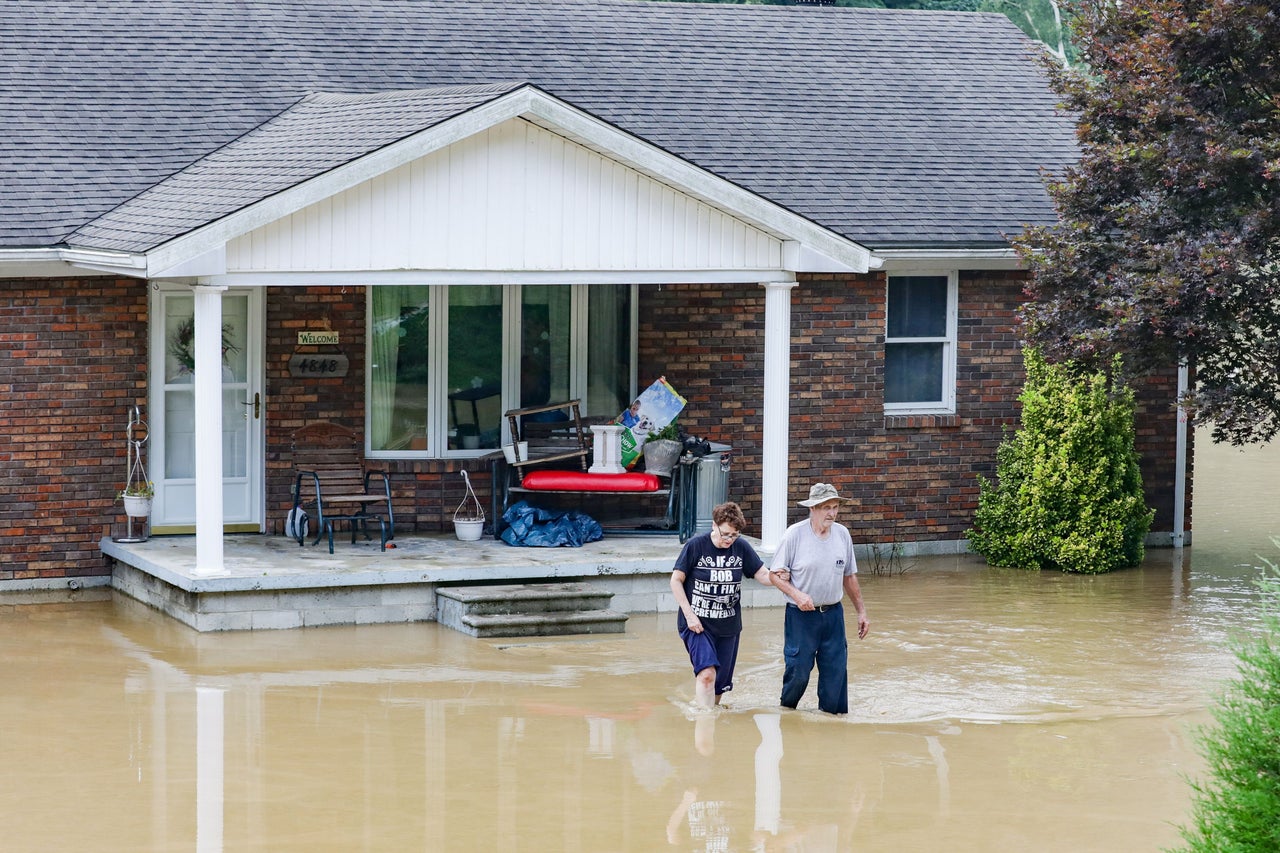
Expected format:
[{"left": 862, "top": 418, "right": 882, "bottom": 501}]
[{"left": 225, "top": 118, "right": 783, "bottom": 273}]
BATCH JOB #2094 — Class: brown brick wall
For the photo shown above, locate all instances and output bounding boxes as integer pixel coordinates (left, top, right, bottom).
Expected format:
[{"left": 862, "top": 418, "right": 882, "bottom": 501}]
[
  {"left": 0, "top": 276, "right": 148, "bottom": 581},
  {"left": 0, "top": 274, "right": 1188, "bottom": 582},
  {"left": 638, "top": 272, "right": 1185, "bottom": 545}
]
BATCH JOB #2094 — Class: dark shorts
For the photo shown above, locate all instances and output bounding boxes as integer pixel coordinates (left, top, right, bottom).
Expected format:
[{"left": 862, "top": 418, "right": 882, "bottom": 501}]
[{"left": 679, "top": 627, "right": 742, "bottom": 695}]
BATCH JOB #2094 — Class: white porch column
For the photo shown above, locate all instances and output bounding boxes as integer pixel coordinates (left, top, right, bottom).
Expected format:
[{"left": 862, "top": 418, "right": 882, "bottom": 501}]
[
  {"left": 192, "top": 284, "right": 227, "bottom": 575},
  {"left": 760, "top": 281, "right": 797, "bottom": 550}
]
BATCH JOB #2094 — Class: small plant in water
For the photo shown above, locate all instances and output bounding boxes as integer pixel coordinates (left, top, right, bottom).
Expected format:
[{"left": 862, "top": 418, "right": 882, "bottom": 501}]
[{"left": 867, "top": 535, "right": 913, "bottom": 577}]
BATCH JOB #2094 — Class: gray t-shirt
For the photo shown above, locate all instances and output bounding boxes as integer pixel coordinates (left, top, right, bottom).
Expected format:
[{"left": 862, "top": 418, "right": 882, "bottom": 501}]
[{"left": 770, "top": 519, "right": 856, "bottom": 607}]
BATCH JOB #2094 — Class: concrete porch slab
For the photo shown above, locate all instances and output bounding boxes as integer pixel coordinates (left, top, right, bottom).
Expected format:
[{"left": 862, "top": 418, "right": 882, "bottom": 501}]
[{"left": 101, "top": 532, "right": 783, "bottom": 632}]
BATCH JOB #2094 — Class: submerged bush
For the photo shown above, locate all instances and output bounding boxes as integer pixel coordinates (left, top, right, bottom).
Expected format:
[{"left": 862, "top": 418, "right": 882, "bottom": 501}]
[
  {"left": 968, "top": 348, "right": 1153, "bottom": 573},
  {"left": 1171, "top": 563, "right": 1280, "bottom": 853}
]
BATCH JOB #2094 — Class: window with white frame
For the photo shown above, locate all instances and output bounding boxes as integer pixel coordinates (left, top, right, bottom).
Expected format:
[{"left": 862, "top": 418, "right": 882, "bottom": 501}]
[
  {"left": 884, "top": 272, "right": 957, "bottom": 413},
  {"left": 368, "top": 283, "right": 635, "bottom": 456}
]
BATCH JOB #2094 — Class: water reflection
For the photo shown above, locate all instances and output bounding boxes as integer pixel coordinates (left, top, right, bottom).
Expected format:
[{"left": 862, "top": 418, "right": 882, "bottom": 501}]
[{"left": 0, "top": 431, "right": 1277, "bottom": 851}]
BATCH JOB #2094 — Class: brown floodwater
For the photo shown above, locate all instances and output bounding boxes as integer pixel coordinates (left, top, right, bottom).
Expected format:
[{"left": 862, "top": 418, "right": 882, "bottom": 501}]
[{"left": 3, "top": 432, "right": 1278, "bottom": 852}]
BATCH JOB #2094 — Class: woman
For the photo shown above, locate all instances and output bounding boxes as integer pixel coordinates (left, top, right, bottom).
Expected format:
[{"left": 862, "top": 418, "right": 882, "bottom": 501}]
[{"left": 671, "top": 502, "right": 778, "bottom": 707}]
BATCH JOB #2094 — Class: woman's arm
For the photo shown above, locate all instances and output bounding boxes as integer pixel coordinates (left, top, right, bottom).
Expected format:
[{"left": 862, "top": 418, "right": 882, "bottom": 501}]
[{"left": 670, "top": 570, "right": 703, "bottom": 633}]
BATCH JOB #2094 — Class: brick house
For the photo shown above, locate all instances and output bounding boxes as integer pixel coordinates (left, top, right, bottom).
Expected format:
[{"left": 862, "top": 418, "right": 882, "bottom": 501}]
[{"left": 0, "top": 0, "right": 1186, "bottom": 587}]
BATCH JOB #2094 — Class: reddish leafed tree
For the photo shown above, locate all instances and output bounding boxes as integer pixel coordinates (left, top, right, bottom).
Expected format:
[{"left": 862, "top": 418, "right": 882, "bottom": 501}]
[{"left": 1017, "top": 0, "right": 1280, "bottom": 445}]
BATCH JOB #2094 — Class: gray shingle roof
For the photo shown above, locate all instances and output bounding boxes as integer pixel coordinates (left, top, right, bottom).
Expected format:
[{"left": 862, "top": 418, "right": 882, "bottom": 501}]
[
  {"left": 0, "top": 0, "right": 1077, "bottom": 252},
  {"left": 71, "top": 84, "right": 527, "bottom": 253}
]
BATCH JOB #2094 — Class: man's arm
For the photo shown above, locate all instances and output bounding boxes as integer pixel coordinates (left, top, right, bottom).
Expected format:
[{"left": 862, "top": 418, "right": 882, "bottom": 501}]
[{"left": 844, "top": 573, "right": 868, "bottom": 639}]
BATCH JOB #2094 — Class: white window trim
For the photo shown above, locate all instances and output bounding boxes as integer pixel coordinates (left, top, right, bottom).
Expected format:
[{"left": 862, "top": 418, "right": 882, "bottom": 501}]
[{"left": 884, "top": 269, "right": 958, "bottom": 415}]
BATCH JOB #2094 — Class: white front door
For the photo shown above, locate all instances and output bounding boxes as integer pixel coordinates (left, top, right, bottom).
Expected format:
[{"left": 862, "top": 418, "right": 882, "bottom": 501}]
[{"left": 149, "top": 287, "right": 264, "bottom": 533}]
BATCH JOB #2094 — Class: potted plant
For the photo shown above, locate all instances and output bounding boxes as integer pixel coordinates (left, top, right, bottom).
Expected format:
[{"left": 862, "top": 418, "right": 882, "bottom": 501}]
[
  {"left": 643, "top": 420, "right": 683, "bottom": 477},
  {"left": 118, "top": 481, "right": 154, "bottom": 518}
]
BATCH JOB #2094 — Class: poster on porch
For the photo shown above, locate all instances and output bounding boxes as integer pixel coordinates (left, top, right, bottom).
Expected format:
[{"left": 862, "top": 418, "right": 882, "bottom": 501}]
[{"left": 617, "top": 376, "right": 686, "bottom": 469}]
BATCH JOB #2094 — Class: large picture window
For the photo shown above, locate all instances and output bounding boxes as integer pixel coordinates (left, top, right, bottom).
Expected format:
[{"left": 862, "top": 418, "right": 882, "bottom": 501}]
[
  {"left": 884, "top": 273, "right": 957, "bottom": 412},
  {"left": 369, "top": 284, "right": 635, "bottom": 455}
]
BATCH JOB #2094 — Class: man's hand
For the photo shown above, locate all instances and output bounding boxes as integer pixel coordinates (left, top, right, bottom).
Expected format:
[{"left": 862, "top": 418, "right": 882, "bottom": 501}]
[
  {"left": 793, "top": 591, "right": 814, "bottom": 611},
  {"left": 687, "top": 614, "right": 704, "bottom": 634},
  {"left": 856, "top": 611, "right": 869, "bottom": 639}
]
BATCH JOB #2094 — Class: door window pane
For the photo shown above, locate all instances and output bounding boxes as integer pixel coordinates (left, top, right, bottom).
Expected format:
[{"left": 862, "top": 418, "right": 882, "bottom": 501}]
[
  {"left": 164, "top": 294, "right": 196, "bottom": 383},
  {"left": 161, "top": 293, "right": 251, "bottom": 477},
  {"left": 370, "top": 287, "right": 430, "bottom": 451}
]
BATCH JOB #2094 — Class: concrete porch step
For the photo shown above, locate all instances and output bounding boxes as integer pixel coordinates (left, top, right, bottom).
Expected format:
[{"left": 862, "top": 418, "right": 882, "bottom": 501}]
[
  {"left": 458, "top": 609, "right": 629, "bottom": 639},
  {"left": 436, "top": 582, "right": 615, "bottom": 615},
  {"left": 435, "top": 582, "right": 628, "bottom": 638}
]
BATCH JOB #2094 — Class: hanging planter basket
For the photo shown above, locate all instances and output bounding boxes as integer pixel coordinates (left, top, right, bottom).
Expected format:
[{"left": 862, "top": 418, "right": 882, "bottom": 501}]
[
  {"left": 114, "top": 406, "right": 153, "bottom": 543},
  {"left": 453, "top": 470, "right": 486, "bottom": 541},
  {"left": 123, "top": 495, "right": 153, "bottom": 518}
]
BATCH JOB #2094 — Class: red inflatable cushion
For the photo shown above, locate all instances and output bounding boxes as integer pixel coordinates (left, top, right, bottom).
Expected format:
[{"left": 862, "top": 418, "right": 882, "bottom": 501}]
[{"left": 521, "top": 470, "right": 661, "bottom": 492}]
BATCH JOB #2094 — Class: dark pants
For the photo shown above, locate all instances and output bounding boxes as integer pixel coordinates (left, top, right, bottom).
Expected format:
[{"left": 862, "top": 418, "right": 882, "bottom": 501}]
[
  {"left": 781, "top": 603, "right": 849, "bottom": 714},
  {"left": 679, "top": 627, "right": 743, "bottom": 695}
]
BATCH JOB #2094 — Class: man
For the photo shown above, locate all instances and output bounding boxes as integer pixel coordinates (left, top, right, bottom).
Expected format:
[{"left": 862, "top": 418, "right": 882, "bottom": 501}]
[{"left": 768, "top": 483, "right": 870, "bottom": 714}]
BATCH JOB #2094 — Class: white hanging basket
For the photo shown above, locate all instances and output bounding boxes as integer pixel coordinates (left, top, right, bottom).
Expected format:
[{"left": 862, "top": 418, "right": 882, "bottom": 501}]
[
  {"left": 453, "top": 470, "right": 485, "bottom": 541},
  {"left": 453, "top": 518, "right": 484, "bottom": 541},
  {"left": 122, "top": 495, "right": 152, "bottom": 518}
]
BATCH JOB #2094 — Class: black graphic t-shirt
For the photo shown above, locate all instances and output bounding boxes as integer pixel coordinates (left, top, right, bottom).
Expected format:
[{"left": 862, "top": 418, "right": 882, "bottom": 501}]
[{"left": 673, "top": 533, "right": 765, "bottom": 637}]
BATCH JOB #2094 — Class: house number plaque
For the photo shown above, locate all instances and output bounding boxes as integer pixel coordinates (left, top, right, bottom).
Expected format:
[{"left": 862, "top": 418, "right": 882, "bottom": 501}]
[{"left": 289, "top": 353, "right": 349, "bottom": 378}]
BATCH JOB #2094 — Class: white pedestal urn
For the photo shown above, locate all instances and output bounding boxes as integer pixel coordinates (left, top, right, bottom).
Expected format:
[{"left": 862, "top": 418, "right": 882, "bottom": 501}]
[
  {"left": 642, "top": 439, "right": 683, "bottom": 478},
  {"left": 589, "top": 424, "right": 626, "bottom": 474}
]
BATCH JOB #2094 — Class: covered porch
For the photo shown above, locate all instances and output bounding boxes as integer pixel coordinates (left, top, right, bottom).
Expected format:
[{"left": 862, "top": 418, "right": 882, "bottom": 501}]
[
  {"left": 81, "top": 83, "right": 876, "bottom": 615},
  {"left": 100, "top": 531, "right": 781, "bottom": 632}
]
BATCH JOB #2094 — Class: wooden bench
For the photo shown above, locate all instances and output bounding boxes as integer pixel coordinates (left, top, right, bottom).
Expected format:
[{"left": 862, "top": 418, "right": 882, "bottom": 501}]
[
  {"left": 488, "top": 401, "right": 697, "bottom": 541},
  {"left": 290, "top": 421, "right": 393, "bottom": 553}
]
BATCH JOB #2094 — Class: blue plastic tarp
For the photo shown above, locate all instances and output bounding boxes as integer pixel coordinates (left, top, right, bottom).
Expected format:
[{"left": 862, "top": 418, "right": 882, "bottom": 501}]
[{"left": 499, "top": 500, "right": 603, "bottom": 548}]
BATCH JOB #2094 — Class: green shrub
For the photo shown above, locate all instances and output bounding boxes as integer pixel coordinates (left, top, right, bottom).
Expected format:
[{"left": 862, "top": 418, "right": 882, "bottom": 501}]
[
  {"left": 968, "top": 348, "right": 1154, "bottom": 573},
  {"left": 1171, "top": 563, "right": 1280, "bottom": 852}
]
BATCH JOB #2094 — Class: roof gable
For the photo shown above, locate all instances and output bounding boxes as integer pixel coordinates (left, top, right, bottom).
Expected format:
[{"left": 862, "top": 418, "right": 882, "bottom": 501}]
[
  {"left": 135, "top": 85, "right": 870, "bottom": 277},
  {"left": 225, "top": 115, "right": 787, "bottom": 275}
]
